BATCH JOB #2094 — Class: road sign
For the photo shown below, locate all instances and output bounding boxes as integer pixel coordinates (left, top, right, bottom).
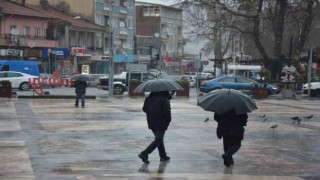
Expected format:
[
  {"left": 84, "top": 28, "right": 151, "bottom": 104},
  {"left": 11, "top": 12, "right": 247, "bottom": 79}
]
[{"left": 187, "top": 63, "right": 193, "bottom": 69}]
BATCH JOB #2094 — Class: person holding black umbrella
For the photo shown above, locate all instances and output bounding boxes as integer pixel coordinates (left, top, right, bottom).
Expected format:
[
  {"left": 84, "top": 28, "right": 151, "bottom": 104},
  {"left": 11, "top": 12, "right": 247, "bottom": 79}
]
[
  {"left": 138, "top": 91, "right": 172, "bottom": 163},
  {"left": 214, "top": 108, "right": 248, "bottom": 167},
  {"left": 73, "top": 79, "right": 88, "bottom": 108}
]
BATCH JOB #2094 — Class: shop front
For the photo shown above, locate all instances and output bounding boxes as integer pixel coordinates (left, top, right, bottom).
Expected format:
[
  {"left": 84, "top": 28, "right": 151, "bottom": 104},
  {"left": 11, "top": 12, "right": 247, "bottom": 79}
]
[{"left": 42, "top": 47, "right": 71, "bottom": 78}]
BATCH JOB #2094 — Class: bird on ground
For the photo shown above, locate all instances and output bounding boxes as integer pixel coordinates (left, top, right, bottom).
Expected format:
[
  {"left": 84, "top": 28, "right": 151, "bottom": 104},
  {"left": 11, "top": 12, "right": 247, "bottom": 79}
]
[
  {"left": 304, "top": 114, "right": 313, "bottom": 119},
  {"left": 259, "top": 114, "right": 266, "bottom": 118},
  {"left": 291, "top": 116, "right": 299, "bottom": 120},
  {"left": 263, "top": 118, "right": 267, "bottom": 122},
  {"left": 270, "top": 125, "right": 278, "bottom": 129},
  {"left": 204, "top": 117, "right": 210, "bottom": 122},
  {"left": 297, "top": 118, "right": 302, "bottom": 124}
]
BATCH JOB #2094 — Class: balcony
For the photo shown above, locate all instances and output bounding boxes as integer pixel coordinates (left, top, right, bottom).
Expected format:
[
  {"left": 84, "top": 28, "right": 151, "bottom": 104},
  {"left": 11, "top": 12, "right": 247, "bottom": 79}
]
[
  {"left": 161, "top": 33, "right": 168, "bottom": 41},
  {"left": 177, "top": 52, "right": 183, "bottom": 58},
  {"left": 177, "top": 36, "right": 184, "bottom": 43},
  {"left": 119, "top": 7, "right": 128, "bottom": 14},
  {"left": 1, "top": 34, "right": 56, "bottom": 47}
]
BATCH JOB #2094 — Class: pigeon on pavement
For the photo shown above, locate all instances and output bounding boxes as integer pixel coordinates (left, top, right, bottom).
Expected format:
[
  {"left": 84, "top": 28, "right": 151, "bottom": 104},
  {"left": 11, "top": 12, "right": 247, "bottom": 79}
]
[
  {"left": 204, "top": 117, "right": 210, "bottom": 122},
  {"left": 291, "top": 116, "right": 299, "bottom": 120},
  {"left": 270, "top": 125, "right": 278, "bottom": 129},
  {"left": 297, "top": 118, "right": 302, "bottom": 124},
  {"left": 304, "top": 114, "right": 313, "bottom": 119},
  {"left": 259, "top": 114, "right": 266, "bottom": 118}
]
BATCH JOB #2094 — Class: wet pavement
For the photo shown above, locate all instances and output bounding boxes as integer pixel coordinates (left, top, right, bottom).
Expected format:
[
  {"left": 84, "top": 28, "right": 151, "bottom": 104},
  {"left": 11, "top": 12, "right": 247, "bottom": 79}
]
[{"left": 0, "top": 88, "right": 320, "bottom": 180}]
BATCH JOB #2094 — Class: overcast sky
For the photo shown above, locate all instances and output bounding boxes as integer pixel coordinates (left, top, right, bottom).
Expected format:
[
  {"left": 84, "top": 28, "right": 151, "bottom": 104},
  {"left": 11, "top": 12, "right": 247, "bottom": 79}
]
[{"left": 136, "top": 0, "right": 176, "bottom": 5}]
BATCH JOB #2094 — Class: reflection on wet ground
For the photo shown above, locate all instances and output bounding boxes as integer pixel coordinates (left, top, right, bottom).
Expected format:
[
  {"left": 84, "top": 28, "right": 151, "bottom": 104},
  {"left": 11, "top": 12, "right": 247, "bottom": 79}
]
[{"left": 0, "top": 96, "right": 319, "bottom": 179}]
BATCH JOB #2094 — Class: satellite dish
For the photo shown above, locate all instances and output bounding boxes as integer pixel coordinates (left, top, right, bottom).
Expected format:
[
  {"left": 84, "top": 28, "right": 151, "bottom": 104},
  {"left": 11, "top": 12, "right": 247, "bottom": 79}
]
[
  {"left": 10, "top": 28, "right": 19, "bottom": 35},
  {"left": 122, "top": 43, "right": 129, "bottom": 48},
  {"left": 119, "top": 21, "right": 125, "bottom": 27},
  {"left": 123, "top": 2, "right": 128, "bottom": 6},
  {"left": 154, "top": 33, "right": 160, "bottom": 37},
  {"left": 28, "top": 41, "right": 36, "bottom": 48},
  {"left": 114, "top": 40, "right": 121, "bottom": 46}
]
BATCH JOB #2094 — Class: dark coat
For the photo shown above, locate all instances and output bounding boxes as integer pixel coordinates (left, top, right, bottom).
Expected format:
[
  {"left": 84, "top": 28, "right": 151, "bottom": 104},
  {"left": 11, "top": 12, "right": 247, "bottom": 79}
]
[
  {"left": 143, "top": 91, "right": 171, "bottom": 131},
  {"left": 73, "top": 80, "right": 87, "bottom": 94},
  {"left": 214, "top": 109, "right": 248, "bottom": 140}
]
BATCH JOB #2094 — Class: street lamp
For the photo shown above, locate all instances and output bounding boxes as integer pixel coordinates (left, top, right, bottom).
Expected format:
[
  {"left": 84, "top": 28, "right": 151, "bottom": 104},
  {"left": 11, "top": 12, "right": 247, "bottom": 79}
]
[
  {"left": 154, "top": 32, "right": 161, "bottom": 76},
  {"left": 47, "top": 48, "right": 52, "bottom": 74}
]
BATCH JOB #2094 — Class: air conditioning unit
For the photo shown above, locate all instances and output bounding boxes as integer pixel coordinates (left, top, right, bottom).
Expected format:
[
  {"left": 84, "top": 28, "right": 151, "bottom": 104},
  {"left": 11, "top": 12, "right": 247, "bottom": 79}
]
[{"left": 18, "top": 39, "right": 25, "bottom": 45}]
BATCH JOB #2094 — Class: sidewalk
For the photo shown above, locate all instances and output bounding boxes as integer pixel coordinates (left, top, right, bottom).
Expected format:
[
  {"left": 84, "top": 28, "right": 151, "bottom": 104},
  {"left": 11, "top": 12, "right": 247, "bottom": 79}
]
[{"left": 0, "top": 88, "right": 319, "bottom": 179}]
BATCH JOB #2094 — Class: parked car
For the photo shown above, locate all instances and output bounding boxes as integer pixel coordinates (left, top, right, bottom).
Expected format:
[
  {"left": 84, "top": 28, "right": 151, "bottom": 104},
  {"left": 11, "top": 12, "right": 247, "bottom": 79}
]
[
  {"left": 180, "top": 75, "right": 197, "bottom": 87},
  {"left": 0, "top": 71, "right": 38, "bottom": 90},
  {"left": 192, "top": 72, "right": 214, "bottom": 79},
  {"left": 97, "top": 71, "right": 157, "bottom": 94},
  {"left": 200, "top": 76, "right": 280, "bottom": 95},
  {"left": 87, "top": 74, "right": 107, "bottom": 87},
  {"left": 302, "top": 82, "right": 320, "bottom": 97}
]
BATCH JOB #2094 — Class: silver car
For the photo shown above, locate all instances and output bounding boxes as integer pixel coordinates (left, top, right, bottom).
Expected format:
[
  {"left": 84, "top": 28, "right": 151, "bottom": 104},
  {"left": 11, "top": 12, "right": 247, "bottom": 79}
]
[{"left": 0, "top": 71, "right": 38, "bottom": 90}]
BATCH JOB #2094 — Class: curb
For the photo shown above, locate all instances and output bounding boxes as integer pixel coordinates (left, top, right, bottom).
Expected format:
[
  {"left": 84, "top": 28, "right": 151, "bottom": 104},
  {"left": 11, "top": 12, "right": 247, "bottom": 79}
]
[{"left": 17, "top": 95, "right": 96, "bottom": 99}]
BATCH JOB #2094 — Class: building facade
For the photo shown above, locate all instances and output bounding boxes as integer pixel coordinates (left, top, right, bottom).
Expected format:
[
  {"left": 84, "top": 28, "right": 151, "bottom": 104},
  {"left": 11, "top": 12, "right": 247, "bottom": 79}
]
[
  {"left": 0, "top": 0, "right": 106, "bottom": 77},
  {"left": 135, "top": 2, "right": 183, "bottom": 75}
]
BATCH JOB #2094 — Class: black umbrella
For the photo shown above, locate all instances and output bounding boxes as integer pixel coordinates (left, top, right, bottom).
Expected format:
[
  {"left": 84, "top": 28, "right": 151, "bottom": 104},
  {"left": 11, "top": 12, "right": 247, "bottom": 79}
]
[
  {"left": 197, "top": 89, "right": 258, "bottom": 114},
  {"left": 134, "top": 78, "right": 183, "bottom": 93}
]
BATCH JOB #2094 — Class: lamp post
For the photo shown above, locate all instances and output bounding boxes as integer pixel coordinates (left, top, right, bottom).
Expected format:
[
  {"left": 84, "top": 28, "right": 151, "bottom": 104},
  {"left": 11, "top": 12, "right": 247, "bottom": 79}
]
[
  {"left": 154, "top": 32, "right": 161, "bottom": 76},
  {"left": 47, "top": 48, "right": 51, "bottom": 74},
  {"left": 108, "top": 0, "right": 114, "bottom": 96}
]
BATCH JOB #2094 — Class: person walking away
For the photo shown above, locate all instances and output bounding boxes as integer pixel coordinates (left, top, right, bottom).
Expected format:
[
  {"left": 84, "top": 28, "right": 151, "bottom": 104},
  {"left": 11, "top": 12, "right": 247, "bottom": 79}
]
[
  {"left": 138, "top": 91, "right": 172, "bottom": 163},
  {"left": 73, "top": 80, "right": 87, "bottom": 108},
  {"left": 214, "top": 108, "right": 248, "bottom": 167}
]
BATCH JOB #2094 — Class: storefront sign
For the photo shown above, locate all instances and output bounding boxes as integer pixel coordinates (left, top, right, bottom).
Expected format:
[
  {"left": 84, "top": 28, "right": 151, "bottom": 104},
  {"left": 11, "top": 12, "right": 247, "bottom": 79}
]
[
  {"left": 42, "top": 48, "right": 70, "bottom": 59},
  {"left": 70, "top": 47, "right": 92, "bottom": 57},
  {"left": 0, "top": 49, "right": 23, "bottom": 57},
  {"left": 24, "top": 49, "right": 42, "bottom": 57}
]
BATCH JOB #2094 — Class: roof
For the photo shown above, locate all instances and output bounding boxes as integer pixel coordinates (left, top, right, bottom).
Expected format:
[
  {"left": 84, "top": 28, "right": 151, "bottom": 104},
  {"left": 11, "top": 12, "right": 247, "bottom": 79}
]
[
  {"left": 0, "top": 0, "right": 50, "bottom": 18},
  {"left": 135, "top": 1, "right": 182, "bottom": 11},
  {"left": 0, "top": 1, "right": 104, "bottom": 31},
  {"left": 26, "top": 4, "right": 105, "bottom": 31}
]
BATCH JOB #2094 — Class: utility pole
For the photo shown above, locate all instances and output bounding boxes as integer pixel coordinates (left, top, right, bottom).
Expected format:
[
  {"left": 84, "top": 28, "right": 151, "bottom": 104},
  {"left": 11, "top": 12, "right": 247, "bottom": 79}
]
[
  {"left": 108, "top": 1, "right": 114, "bottom": 96},
  {"left": 307, "top": 49, "right": 312, "bottom": 97}
]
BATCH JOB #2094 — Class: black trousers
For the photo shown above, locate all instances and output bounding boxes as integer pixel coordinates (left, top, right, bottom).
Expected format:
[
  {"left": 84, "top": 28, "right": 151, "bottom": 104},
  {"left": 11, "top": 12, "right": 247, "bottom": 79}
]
[
  {"left": 223, "top": 135, "right": 242, "bottom": 157},
  {"left": 142, "top": 130, "right": 167, "bottom": 158}
]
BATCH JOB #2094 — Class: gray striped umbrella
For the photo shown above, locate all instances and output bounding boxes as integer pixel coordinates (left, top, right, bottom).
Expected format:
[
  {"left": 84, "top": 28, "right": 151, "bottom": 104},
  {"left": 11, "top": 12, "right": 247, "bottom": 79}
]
[{"left": 134, "top": 78, "right": 183, "bottom": 93}]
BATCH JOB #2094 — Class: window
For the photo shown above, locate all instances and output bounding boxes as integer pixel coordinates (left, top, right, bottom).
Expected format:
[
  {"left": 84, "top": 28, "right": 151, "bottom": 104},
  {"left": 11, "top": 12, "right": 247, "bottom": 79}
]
[
  {"left": 95, "top": 12, "right": 105, "bottom": 26},
  {"left": 143, "top": 6, "right": 160, "bottom": 17},
  {"left": 34, "top": 27, "right": 41, "bottom": 39},
  {"left": 8, "top": 72, "right": 23, "bottom": 77},
  {"left": 44, "top": 29, "right": 47, "bottom": 39},
  {"left": 220, "top": 77, "right": 235, "bottom": 83},
  {"left": 112, "top": 0, "right": 119, "bottom": 6},
  {"left": 96, "top": 33, "right": 103, "bottom": 48},
  {"left": 126, "top": 17, "right": 133, "bottom": 29},
  {"left": 23, "top": 27, "right": 30, "bottom": 38},
  {"left": 10, "top": 25, "right": 17, "bottom": 31},
  {"left": 236, "top": 77, "right": 251, "bottom": 83}
]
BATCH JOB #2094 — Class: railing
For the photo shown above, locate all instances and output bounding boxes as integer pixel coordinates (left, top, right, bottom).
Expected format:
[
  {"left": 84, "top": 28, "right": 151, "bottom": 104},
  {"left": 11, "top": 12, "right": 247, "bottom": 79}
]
[{"left": 0, "top": 33, "right": 58, "bottom": 40}]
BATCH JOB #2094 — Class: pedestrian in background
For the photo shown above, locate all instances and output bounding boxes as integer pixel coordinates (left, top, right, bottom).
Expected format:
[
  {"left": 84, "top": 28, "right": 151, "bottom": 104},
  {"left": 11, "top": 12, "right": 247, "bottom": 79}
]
[
  {"left": 214, "top": 108, "right": 248, "bottom": 167},
  {"left": 73, "top": 79, "right": 87, "bottom": 108},
  {"left": 138, "top": 91, "right": 172, "bottom": 163}
]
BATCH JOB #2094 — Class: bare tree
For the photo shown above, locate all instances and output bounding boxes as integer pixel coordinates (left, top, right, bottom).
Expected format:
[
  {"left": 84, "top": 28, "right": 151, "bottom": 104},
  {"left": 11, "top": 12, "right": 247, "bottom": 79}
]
[{"left": 178, "top": 0, "right": 317, "bottom": 79}]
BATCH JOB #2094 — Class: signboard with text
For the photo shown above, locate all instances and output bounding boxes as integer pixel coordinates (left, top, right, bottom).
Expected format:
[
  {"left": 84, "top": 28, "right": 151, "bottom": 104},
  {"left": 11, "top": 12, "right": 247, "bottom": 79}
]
[{"left": 42, "top": 48, "right": 70, "bottom": 59}]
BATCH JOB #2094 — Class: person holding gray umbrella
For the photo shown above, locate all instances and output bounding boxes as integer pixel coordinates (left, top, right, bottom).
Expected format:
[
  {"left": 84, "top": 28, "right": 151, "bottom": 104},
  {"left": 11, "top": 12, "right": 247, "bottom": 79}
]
[
  {"left": 138, "top": 91, "right": 172, "bottom": 164},
  {"left": 135, "top": 78, "right": 183, "bottom": 163}
]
